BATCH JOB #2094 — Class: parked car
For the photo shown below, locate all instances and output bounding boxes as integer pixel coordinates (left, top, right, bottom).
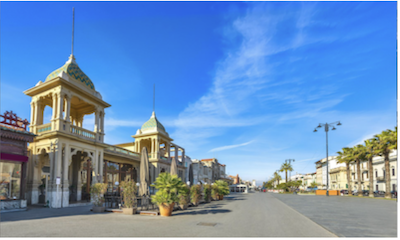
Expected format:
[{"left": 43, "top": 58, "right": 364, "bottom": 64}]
[
  {"left": 391, "top": 191, "right": 397, "bottom": 198},
  {"left": 362, "top": 190, "right": 369, "bottom": 196},
  {"left": 352, "top": 190, "right": 358, "bottom": 195},
  {"left": 340, "top": 189, "right": 349, "bottom": 195},
  {"left": 373, "top": 191, "right": 385, "bottom": 196}
]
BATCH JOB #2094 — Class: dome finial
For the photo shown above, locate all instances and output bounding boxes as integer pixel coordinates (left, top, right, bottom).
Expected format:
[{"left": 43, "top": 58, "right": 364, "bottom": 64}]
[{"left": 71, "top": 7, "right": 75, "bottom": 57}]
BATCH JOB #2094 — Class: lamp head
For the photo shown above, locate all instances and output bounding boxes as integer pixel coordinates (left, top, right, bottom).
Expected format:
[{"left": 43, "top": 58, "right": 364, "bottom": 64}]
[
  {"left": 332, "top": 127, "right": 336, "bottom": 130},
  {"left": 313, "top": 129, "right": 317, "bottom": 132},
  {"left": 337, "top": 122, "right": 341, "bottom": 126},
  {"left": 317, "top": 124, "right": 322, "bottom": 128}
]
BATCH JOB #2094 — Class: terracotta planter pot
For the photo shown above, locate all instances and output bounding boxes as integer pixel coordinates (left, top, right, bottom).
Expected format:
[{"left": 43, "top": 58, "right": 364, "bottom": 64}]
[
  {"left": 219, "top": 195, "right": 224, "bottom": 200},
  {"left": 122, "top": 207, "right": 137, "bottom": 215},
  {"left": 159, "top": 204, "right": 172, "bottom": 217},
  {"left": 92, "top": 206, "right": 105, "bottom": 213}
]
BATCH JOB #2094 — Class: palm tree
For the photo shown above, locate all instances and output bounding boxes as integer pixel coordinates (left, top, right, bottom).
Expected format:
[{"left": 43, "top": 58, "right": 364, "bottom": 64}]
[
  {"left": 279, "top": 162, "right": 293, "bottom": 184},
  {"left": 337, "top": 147, "right": 354, "bottom": 193},
  {"left": 353, "top": 144, "right": 368, "bottom": 196},
  {"left": 364, "top": 138, "right": 377, "bottom": 197},
  {"left": 374, "top": 128, "right": 397, "bottom": 199},
  {"left": 273, "top": 172, "right": 282, "bottom": 186}
]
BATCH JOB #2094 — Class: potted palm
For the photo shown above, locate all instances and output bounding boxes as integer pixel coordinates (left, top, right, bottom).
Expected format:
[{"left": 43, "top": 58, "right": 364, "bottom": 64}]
[
  {"left": 190, "top": 184, "right": 202, "bottom": 206},
  {"left": 91, "top": 183, "right": 107, "bottom": 213},
  {"left": 211, "top": 184, "right": 219, "bottom": 201},
  {"left": 120, "top": 180, "right": 138, "bottom": 215},
  {"left": 203, "top": 184, "right": 212, "bottom": 202},
  {"left": 151, "top": 172, "right": 185, "bottom": 216},
  {"left": 178, "top": 184, "right": 190, "bottom": 210},
  {"left": 215, "top": 180, "right": 229, "bottom": 200}
]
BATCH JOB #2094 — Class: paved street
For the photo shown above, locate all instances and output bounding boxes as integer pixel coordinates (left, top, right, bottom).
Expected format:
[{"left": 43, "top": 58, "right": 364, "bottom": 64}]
[
  {"left": 272, "top": 193, "right": 397, "bottom": 237},
  {"left": 1, "top": 192, "right": 335, "bottom": 237},
  {"left": 1, "top": 192, "right": 397, "bottom": 237}
]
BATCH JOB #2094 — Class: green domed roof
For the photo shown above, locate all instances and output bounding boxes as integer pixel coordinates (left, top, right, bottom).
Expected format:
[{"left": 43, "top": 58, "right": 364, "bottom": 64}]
[
  {"left": 141, "top": 112, "right": 166, "bottom": 133},
  {"left": 45, "top": 55, "right": 95, "bottom": 90}
]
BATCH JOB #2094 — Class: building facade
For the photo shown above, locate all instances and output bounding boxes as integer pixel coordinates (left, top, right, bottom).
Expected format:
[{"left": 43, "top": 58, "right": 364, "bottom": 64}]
[{"left": 0, "top": 111, "right": 35, "bottom": 211}]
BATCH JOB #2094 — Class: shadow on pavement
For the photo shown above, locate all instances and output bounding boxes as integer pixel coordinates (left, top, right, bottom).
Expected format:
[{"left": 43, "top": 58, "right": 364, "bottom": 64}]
[
  {"left": 172, "top": 209, "right": 231, "bottom": 216},
  {"left": 0, "top": 206, "right": 111, "bottom": 223}
]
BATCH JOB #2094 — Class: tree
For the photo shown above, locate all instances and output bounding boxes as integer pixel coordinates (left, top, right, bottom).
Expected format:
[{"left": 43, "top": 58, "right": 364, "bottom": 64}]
[
  {"left": 337, "top": 147, "right": 354, "bottom": 193},
  {"left": 374, "top": 128, "right": 397, "bottom": 199},
  {"left": 353, "top": 144, "right": 368, "bottom": 196},
  {"left": 310, "top": 181, "right": 318, "bottom": 190},
  {"left": 273, "top": 172, "right": 282, "bottom": 186},
  {"left": 279, "top": 162, "right": 293, "bottom": 184},
  {"left": 364, "top": 138, "right": 377, "bottom": 197}
]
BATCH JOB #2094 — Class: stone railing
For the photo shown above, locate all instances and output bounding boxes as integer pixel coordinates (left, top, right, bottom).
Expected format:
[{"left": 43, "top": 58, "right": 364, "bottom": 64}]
[
  {"left": 70, "top": 125, "right": 96, "bottom": 140},
  {"left": 105, "top": 146, "right": 140, "bottom": 158},
  {"left": 36, "top": 123, "right": 52, "bottom": 133}
]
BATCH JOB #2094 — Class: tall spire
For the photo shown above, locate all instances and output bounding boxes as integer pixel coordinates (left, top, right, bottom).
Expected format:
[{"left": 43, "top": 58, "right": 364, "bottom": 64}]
[
  {"left": 71, "top": 7, "right": 75, "bottom": 57},
  {"left": 153, "top": 84, "right": 155, "bottom": 113}
]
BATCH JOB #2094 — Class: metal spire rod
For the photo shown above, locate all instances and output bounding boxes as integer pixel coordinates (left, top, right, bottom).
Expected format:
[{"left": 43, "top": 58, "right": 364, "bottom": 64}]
[
  {"left": 71, "top": 7, "right": 75, "bottom": 56},
  {"left": 153, "top": 84, "right": 155, "bottom": 112}
]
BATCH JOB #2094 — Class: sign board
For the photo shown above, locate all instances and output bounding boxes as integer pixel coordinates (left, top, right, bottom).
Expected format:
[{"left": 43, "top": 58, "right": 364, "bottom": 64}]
[{"left": 56, "top": 177, "right": 61, "bottom": 185}]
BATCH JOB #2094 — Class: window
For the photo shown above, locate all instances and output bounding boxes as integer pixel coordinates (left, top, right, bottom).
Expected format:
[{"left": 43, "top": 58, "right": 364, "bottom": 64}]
[
  {"left": 392, "top": 168, "right": 395, "bottom": 176},
  {"left": 366, "top": 171, "right": 368, "bottom": 179},
  {"left": 383, "top": 170, "right": 385, "bottom": 178},
  {"left": 393, "top": 184, "right": 396, "bottom": 191},
  {"left": 375, "top": 171, "right": 378, "bottom": 178},
  {"left": 0, "top": 161, "right": 22, "bottom": 200},
  {"left": 376, "top": 185, "right": 378, "bottom": 191}
]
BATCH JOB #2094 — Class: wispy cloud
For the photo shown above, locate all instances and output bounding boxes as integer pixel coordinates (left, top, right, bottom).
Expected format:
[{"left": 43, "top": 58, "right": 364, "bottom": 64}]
[{"left": 209, "top": 140, "right": 254, "bottom": 153}]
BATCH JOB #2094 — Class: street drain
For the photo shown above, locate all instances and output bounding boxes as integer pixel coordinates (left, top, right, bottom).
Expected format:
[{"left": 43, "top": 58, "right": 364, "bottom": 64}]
[{"left": 197, "top": 222, "right": 217, "bottom": 227}]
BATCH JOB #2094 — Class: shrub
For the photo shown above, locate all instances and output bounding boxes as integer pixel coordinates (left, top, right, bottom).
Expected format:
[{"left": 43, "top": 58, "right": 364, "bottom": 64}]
[
  {"left": 178, "top": 185, "right": 190, "bottom": 205},
  {"left": 190, "top": 185, "right": 202, "bottom": 205},
  {"left": 203, "top": 184, "right": 211, "bottom": 201},
  {"left": 120, "top": 180, "right": 138, "bottom": 208},
  {"left": 90, "top": 183, "right": 107, "bottom": 207},
  {"left": 214, "top": 180, "right": 230, "bottom": 196},
  {"left": 151, "top": 172, "right": 185, "bottom": 207}
]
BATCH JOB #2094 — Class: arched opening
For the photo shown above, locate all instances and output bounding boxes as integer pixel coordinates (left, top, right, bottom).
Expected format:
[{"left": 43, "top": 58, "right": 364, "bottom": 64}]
[{"left": 42, "top": 105, "right": 52, "bottom": 124}]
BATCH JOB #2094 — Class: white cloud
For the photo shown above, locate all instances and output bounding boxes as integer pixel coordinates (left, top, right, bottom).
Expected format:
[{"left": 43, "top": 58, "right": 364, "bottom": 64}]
[{"left": 209, "top": 140, "right": 254, "bottom": 153}]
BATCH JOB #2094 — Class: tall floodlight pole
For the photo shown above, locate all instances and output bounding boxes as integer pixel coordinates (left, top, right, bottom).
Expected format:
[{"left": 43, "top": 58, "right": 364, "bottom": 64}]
[{"left": 314, "top": 121, "right": 342, "bottom": 196}]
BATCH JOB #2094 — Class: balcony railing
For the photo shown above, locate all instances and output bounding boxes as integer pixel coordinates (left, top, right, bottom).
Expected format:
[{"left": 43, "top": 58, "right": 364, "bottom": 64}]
[
  {"left": 37, "top": 123, "right": 52, "bottom": 133},
  {"left": 376, "top": 176, "right": 385, "bottom": 181},
  {"left": 70, "top": 125, "right": 96, "bottom": 140},
  {"left": 105, "top": 146, "right": 141, "bottom": 158}
]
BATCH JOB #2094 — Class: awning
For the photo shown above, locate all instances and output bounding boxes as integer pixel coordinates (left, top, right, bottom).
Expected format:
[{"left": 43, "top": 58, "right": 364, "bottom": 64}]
[{"left": 1, "top": 152, "right": 28, "bottom": 162}]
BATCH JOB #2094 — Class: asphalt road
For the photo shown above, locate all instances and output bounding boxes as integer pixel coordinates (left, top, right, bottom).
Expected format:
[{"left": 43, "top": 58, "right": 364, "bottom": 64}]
[
  {"left": 0, "top": 192, "right": 335, "bottom": 237},
  {"left": 272, "top": 193, "right": 397, "bottom": 237}
]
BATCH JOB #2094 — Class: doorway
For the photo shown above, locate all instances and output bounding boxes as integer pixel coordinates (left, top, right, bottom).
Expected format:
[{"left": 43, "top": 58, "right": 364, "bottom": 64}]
[{"left": 39, "top": 167, "right": 50, "bottom": 204}]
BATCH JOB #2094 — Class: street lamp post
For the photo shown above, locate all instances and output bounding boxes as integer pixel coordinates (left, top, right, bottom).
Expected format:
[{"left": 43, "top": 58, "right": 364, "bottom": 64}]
[{"left": 314, "top": 121, "right": 342, "bottom": 196}]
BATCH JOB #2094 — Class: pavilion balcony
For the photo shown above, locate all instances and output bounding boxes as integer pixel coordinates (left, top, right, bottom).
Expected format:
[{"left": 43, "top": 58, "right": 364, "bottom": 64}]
[
  {"left": 105, "top": 145, "right": 140, "bottom": 158},
  {"left": 70, "top": 125, "right": 96, "bottom": 140}
]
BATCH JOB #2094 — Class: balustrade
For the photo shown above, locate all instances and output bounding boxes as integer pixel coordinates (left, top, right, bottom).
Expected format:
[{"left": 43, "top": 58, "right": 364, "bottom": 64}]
[
  {"left": 105, "top": 146, "right": 141, "bottom": 158},
  {"left": 70, "top": 125, "right": 96, "bottom": 140},
  {"left": 36, "top": 123, "right": 52, "bottom": 133}
]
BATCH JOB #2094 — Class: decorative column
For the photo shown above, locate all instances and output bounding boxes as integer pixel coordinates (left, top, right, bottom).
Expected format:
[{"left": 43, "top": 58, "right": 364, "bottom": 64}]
[
  {"left": 64, "top": 95, "right": 71, "bottom": 122},
  {"left": 175, "top": 145, "right": 178, "bottom": 167},
  {"left": 51, "top": 93, "right": 57, "bottom": 121},
  {"left": 151, "top": 138, "right": 155, "bottom": 159},
  {"left": 30, "top": 101, "right": 36, "bottom": 133},
  {"left": 167, "top": 143, "right": 170, "bottom": 160},
  {"left": 94, "top": 109, "right": 99, "bottom": 132},
  {"left": 99, "top": 151, "right": 104, "bottom": 183},
  {"left": 62, "top": 143, "right": 70, "bottom": 207},
  {"left": 51, "top": 141, "right": 63, "bottom": 208}
]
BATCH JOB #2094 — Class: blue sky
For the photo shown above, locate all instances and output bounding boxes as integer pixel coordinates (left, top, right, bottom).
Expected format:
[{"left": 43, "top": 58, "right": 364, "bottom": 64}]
[{"left": 1, "top": 2, "right": 397, "bottom": 186}]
